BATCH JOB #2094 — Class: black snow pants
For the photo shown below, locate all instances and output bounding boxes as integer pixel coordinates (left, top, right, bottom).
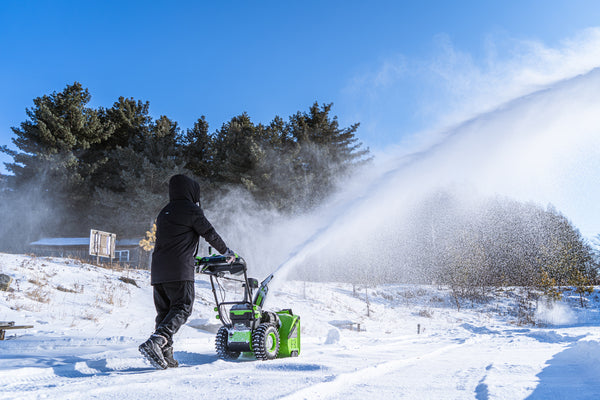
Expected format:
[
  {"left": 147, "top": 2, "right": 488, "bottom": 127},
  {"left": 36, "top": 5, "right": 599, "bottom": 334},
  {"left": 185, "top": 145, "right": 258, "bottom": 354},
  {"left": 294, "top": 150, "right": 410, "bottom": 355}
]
[{"left": 153, "top": 281, "right": 195, "bottom": 346}]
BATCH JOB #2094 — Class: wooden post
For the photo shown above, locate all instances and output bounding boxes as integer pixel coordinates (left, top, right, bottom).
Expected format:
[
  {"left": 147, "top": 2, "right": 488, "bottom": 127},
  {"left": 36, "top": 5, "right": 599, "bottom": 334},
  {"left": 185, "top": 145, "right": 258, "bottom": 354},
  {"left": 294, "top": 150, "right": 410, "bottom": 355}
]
[{"left": 0, "top": 322, "right": 34, "bottom": 340}]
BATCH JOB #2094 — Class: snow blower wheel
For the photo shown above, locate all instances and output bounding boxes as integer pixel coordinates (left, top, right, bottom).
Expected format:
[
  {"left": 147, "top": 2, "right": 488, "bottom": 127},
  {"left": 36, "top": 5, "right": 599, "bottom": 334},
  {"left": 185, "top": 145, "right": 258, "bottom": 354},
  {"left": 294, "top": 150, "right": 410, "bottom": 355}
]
[
  {"left": 253, "top": 323, "right": 280, "bottom": 360},
  {"left": 215, "top": 326, "right": 241, "bottom": 360}
]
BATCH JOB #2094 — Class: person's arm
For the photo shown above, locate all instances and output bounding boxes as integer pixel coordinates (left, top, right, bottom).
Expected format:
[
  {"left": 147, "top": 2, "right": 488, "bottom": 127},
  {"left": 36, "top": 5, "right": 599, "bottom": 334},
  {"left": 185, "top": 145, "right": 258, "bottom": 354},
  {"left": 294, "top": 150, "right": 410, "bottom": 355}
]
[{"left": 192, "top": 208, "right": 228, "bottom": 255}]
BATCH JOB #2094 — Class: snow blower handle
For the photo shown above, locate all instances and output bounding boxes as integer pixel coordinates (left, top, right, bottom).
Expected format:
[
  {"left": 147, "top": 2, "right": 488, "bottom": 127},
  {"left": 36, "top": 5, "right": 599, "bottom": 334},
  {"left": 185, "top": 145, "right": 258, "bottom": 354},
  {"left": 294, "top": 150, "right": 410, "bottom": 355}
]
[{"left": 195, "top": 255, "right": 247, "bottom": 276}]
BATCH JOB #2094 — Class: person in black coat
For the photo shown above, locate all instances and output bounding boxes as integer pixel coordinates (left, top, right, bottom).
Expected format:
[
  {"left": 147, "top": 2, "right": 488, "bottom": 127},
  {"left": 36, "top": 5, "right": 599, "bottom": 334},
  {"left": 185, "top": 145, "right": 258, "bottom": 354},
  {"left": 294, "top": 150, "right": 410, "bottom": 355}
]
[{"left": 139, "top": 174, "right": 237, "bottom": 369}]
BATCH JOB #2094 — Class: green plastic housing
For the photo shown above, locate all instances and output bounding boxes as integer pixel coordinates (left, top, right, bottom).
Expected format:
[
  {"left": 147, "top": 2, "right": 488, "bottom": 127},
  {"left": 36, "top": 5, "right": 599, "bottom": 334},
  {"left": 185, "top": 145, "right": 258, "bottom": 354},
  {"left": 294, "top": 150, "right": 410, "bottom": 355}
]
[{"left": 276, "top": 310, "right": 301, "bottom": 357}]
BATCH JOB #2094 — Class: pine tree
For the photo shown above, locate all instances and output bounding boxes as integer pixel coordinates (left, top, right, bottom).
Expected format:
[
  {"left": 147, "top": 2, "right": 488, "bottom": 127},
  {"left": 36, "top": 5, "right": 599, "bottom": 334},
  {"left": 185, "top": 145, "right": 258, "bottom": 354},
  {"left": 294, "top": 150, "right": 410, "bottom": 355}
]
[
  {"left": 2, "top": 86, "right": 372, "bottom": 247},
  {"left": 286, "top": 102, "right": 370, "bottom": 208},
  {"left": 92, "top": 115, "right": 184, "bottom": 237},
  {"left": 4, "top": 83, "right": 111, "bottom": 182},
  {"left": 212, "top": 113, "right": 261, "bottom": 186},
  {"left": 180, "top": 116, "right": 214, "bottom": 180},
  {"left": 1, "top": 82, "right": 113, "bottom": 237},
  {"left": 89, "top": 96, "right": 153, "bottom": 193}
]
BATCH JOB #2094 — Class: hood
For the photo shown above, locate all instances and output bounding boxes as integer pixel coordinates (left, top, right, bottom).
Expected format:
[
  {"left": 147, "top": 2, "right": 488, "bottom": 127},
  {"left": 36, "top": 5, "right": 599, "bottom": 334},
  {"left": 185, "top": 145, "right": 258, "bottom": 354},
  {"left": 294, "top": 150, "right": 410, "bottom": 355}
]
[{"left": 168, "top": 174, "right": 200, "bottom": 204}]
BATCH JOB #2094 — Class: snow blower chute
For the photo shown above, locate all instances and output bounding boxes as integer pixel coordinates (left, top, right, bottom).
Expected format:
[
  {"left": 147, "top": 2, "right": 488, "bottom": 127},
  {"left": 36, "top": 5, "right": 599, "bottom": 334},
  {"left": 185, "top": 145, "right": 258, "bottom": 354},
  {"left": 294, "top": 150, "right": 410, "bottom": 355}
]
[{"left": 195, "top": 254, "right": 301, "bottom": 360}]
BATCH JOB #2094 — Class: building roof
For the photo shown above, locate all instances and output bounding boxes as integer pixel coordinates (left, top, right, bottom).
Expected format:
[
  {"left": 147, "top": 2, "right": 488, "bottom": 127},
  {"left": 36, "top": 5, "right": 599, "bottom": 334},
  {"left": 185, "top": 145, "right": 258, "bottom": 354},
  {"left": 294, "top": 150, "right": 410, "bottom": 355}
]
[
  {"left": 30, "top": 238, "right": 90, "bottom": 246},
  {"left": 30, "top": 238, "right": 142, "bottom": 247}
]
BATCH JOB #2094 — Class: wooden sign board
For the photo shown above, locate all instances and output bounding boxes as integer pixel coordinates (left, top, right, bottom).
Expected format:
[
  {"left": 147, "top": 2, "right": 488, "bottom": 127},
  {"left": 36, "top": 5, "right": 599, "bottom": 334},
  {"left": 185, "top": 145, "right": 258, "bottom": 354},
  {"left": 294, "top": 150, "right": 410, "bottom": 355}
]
[{"left": 89, "top": 229, "right": 116, "bottom": 260}]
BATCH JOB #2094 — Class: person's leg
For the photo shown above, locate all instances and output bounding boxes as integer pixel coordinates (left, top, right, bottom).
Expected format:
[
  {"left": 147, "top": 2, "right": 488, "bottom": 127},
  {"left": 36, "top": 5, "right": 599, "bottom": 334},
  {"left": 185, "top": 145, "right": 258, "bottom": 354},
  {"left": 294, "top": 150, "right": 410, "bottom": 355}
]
[
  {"left": 153, "top": 284, "right": 170, "bottom": 334},
  {"left": 139, "top": 282, "right": 183, "bottom": 369},
  {"left": 154, "top": 281, "right": 194, "bottom": 368},
  {"left": 154, "top": 281, "right": 195, "bottom": 341}
]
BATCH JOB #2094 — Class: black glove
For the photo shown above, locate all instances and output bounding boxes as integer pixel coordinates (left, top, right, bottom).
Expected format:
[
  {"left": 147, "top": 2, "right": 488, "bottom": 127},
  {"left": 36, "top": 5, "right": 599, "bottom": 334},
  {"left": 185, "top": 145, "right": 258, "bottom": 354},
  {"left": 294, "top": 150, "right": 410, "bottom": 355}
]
[{"left": 223, "top": 248, "right": 236, "bottom": 263}]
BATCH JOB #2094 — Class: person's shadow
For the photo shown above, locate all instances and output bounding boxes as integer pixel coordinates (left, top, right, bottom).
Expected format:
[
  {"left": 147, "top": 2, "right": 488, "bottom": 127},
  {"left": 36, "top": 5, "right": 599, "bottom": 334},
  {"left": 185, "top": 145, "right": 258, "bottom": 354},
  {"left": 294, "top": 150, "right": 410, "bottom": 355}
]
[{"left": 173, "top": 351, "right": 219, "bottom": 366}]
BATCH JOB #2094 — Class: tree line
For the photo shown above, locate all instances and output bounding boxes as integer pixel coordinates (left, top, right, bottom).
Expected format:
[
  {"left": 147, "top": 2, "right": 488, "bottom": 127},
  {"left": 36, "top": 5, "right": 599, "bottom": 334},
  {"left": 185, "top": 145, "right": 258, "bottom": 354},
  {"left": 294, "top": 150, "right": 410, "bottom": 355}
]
[
  {"left": 1, "top": 82, "right": 596, "bottom": 303},
  {"left": 291, "top": 190, "right": 599, "bottom": 306},
  {"left": 0, "top": 82, "right": 369, "bottom": 250}
]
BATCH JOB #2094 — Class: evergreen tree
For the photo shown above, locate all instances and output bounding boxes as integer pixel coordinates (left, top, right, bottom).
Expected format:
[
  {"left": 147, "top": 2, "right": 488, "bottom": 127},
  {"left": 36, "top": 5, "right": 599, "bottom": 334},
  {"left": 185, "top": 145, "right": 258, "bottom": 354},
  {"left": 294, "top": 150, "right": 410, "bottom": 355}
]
[
  {"left": 89, "top": 97, "right": 153, "bottom": 193},
  {"left": 3, "top": 83, "right": 111, "bottom": 183},
  {"left": 244, "top": 117, "right": 301, "bottom": 209},
  {"left": 212, "top": 113, "right": 261, "bottom": 186},
  {"left": 2, "top": 84, "right": 371, "bottom": 248},
  {"left": 287, "top": 102, "right": 370, "bottom": 208},
  {"left": 92, "top": 115, "right": 184, "bottom": 236},
  {"left": 180, "top": 116, "right": 214, "bottom": 180},
  {"left": 1, "top": 82, "right": 113, "bottom": 236},
  {"left": 537, "top": 207, "right": 596, "bottom": 289}
]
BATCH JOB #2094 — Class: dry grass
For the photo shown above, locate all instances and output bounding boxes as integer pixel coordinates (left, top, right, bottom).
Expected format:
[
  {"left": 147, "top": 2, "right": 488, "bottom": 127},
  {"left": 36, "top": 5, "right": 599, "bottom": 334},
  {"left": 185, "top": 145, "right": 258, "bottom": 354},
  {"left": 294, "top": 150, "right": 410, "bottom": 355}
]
[
  {"left": 82, "top": 312, "right": 99, "bottom": 322},
  {"left": 20, "top": 258, "right": 37, "bottom": 271},
  {"left": 95, "top": 281, "right": 129, "bottom": 307},
  {"left": 28, "top": 277, "right": 44, "bottom": 286},
  {"left": 25, "top": 287, "right": 50, "bottom": 303},
  {"left": 55, "top": 281, "right": 84, "bottom": 293},
  {"left": 60, "top": 285, "right": 75, "bottom": 293}
]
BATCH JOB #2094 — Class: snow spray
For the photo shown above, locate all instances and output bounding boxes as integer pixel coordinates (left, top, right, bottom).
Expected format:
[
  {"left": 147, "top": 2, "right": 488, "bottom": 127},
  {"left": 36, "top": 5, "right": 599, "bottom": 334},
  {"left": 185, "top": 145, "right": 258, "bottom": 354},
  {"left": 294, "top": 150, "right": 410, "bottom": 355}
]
[{"left": 266, "top": 68, "right": 600, "bottom": 295}]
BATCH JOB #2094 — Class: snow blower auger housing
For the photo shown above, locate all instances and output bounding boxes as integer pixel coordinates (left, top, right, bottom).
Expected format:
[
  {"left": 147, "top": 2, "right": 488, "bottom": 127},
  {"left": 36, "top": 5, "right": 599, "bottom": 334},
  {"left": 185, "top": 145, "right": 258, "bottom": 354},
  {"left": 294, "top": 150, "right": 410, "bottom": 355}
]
[{"left": 196, "top": 254, "right": 300, "bottom": 361}]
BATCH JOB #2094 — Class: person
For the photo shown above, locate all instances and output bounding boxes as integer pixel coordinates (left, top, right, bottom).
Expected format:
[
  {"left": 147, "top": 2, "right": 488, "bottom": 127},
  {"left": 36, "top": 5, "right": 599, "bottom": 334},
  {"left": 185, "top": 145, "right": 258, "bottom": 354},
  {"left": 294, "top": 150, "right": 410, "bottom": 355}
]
[{"left": 139, "top": 174, "right": 237, "bottom": 369}]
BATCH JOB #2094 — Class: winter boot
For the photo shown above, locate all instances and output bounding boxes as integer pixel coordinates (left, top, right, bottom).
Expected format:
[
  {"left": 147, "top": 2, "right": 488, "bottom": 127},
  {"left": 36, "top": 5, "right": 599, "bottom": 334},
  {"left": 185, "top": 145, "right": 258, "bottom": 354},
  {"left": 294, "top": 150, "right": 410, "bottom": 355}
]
[
  {"left": 139, "top": 334, "right": 168, "bottom": 369},
  {"left": 163, "top": 345, "right": 179, "bottom": 368}
]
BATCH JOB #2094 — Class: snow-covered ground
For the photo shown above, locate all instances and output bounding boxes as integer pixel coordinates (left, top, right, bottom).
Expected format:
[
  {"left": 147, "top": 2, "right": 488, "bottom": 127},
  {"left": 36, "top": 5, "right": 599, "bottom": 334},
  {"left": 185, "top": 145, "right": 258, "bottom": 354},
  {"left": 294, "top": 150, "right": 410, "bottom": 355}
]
[{"left": 1, "top": 253, "right": 600, "bottom": 399}]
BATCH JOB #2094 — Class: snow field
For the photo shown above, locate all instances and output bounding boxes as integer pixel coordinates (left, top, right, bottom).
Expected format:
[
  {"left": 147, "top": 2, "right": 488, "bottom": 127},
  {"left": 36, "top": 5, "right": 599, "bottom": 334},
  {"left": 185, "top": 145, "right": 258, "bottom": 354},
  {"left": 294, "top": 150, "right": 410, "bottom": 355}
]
[{"left": 1, "top": 253, "right": 600, "bottom": 399}]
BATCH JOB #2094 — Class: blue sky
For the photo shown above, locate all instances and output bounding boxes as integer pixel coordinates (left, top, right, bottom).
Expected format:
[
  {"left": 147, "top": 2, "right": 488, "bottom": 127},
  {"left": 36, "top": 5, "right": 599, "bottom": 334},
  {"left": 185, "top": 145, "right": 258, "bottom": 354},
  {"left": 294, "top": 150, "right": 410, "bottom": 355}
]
[{"left": 2, "top": 1, "right": 600, "bottom": 174}]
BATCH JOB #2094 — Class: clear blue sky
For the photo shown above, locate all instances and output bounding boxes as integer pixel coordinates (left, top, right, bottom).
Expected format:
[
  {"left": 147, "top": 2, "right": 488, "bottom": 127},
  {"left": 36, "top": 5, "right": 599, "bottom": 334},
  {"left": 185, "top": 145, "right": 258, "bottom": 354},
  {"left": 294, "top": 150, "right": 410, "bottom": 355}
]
[{"left": 2, "top": 1, "right": 600, "bottom": 173}]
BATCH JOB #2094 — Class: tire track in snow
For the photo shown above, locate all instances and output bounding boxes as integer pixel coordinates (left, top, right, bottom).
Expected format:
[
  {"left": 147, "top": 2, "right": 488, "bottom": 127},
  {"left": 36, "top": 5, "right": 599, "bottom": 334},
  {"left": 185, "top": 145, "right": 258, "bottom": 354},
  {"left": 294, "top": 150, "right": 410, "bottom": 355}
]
[{"left": 279, "top": 337, "right": 473, "bottom": 400}]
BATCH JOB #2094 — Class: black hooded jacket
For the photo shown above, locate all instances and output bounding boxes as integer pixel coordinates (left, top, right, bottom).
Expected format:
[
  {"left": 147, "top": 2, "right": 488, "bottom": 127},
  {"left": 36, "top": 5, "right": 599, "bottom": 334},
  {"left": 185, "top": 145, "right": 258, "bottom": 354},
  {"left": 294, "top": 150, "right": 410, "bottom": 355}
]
[{"left": 151, "top": 175, "right": 228, "bottom": 284}]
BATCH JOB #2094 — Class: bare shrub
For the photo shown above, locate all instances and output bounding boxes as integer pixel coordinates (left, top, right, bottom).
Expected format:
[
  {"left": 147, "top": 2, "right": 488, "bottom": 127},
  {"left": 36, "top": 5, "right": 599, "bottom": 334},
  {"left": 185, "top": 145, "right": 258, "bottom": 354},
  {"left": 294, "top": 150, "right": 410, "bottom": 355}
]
[
  {"left": 56, "top": 285, "right": 82, "bottom": 293},
  {"left": 82, "top": 312, "right": 99, "bottom": 322},
  {"left": 26, "top": 288, "right": 50, "bottom": 303}
]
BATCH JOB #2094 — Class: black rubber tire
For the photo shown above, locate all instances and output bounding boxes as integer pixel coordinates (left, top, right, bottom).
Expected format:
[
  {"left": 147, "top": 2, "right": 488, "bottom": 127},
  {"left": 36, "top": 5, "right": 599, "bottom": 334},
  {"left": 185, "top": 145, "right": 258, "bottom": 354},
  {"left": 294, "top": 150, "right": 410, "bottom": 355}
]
[
  {"left": 252, "top": 323, "right": 280, "bottom": 360},
  {"left": 215, "top": 326, "right": 241, "bottom": 360}
]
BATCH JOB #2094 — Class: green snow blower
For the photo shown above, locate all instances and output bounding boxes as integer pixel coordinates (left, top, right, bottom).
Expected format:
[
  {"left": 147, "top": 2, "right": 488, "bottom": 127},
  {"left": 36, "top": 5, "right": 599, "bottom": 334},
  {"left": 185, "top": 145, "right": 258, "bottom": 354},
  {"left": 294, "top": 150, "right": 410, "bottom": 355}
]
[{"left": 195, "top": 254, "right": 301, "bottom": 360}]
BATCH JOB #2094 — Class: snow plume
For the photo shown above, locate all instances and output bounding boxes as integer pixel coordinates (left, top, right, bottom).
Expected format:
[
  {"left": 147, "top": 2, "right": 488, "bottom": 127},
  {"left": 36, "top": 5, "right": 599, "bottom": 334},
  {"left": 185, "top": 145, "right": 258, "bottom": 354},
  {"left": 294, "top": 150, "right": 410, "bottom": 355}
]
[
  {"left": 421, "top": 28, "right": 600, "bottom": 130},
  {"left": 0, "top": 175, "right": 61, "bottom": 253},
  {"left": 265, "top": 55, "right": 600, "bottom": 292},
  {"left": 191, "top": 31, "right": 600, "bottom": 294},
  {"left": 344, "top": 27, "right": 600, "bottom": 149},
  {"left": 199, "top": 138, "right": 365, "bottom": 280},
  {"left": 535, "top": 300, "right": 577, "bottom": 326},
  {"left": 201, "top": 183, "right": 336, "bottom": 280}
]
